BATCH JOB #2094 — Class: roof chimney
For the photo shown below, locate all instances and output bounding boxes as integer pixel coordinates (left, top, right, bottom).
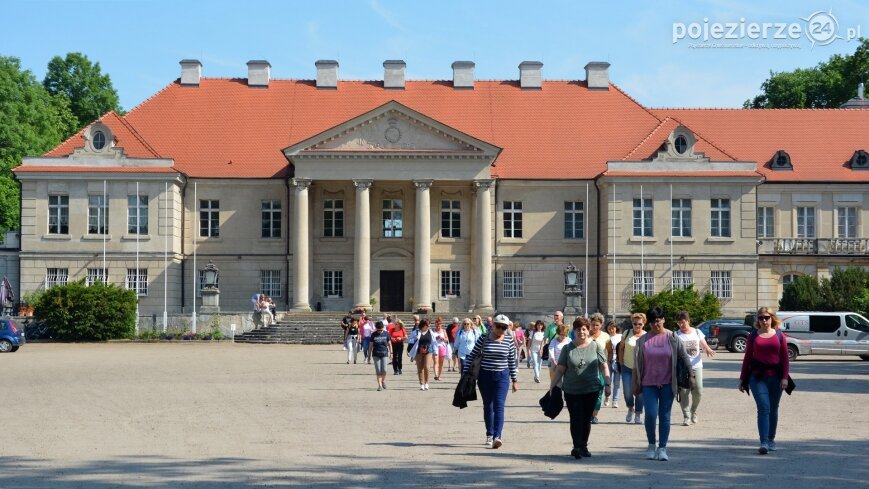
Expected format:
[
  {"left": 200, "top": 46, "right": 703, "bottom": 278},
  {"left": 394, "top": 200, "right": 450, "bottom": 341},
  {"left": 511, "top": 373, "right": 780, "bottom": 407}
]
[
  {"left": 859, "top": 82, "right": 865, "bottom": 99},
  {"left": 315, "top": 60, "right": 339, "bottom": 89},
  {"left": 519, "top": 61, "right": 543, "bottom": 89},
  {"left": 452, "top": 61, "right": 475, "bottom": 89},
  {"left": 247, "top": 60, "right": 271, "bottom": 87},
  {"left": 180, "top": 59, "right": 202, "bottom": 86},
  {"left": 840, "top": 82, "right": 869, "bottom": 108},
  {"left": 384, "top": 60, "right": 406, "bottom": 89},
  {"left": 585, "top": 62, "right": 611, "bottom": 90}
]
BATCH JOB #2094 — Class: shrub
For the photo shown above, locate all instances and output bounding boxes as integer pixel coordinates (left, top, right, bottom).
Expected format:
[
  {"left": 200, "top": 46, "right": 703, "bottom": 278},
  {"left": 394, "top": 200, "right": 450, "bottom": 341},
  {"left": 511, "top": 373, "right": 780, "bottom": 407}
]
[
  {"left": 630, "top": 285, "right": 721, "bottom": 329},
  {"left": 34, "top": 280, "right": 137, "bottom": 341},
  {"left": 779, "top": 275, "right": 823, "bottom": 311}
]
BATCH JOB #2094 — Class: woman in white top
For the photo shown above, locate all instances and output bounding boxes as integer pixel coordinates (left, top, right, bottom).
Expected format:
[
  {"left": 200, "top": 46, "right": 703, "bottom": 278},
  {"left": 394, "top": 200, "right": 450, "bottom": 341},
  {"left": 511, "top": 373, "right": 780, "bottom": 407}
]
[
  {"left": 605, "top": 322, "right": 623, "bottom": 409},
  {"left": 528, "top": 320, "right": 547, "bottom": 383},
  {"left": 617, "top": 313, "right": 647, "bottom": 424},
  {"left": 675, "top": 310, "right": 715, "bottom": 425},
  {"left": 547, "top": 323, "right": 572, "bottom": 384},
  {"left": 455, "top": 318, "right": 480, "bottom": 371}
]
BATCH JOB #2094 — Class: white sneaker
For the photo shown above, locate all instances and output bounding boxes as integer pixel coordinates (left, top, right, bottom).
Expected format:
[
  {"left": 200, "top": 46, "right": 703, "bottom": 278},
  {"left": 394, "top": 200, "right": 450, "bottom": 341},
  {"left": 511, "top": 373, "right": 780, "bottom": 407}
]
[
  {"left": 634, "top": 414, "right": 643, "bottom": 424},
  {"left": 768, "top": 441, "right": 777, "bottom": 451},
  {"left": 613, "top": 401, "right": 619, "bottom": 409},
  {"left": 492, "top": 438, "right": 503, "bottom": 449},
  {"left": 485, "top": 436, "right": 494, "bottom": 448},
  {"left": 656, "top": 447, "right": 669, "bottom": 461},
  {"left": 420, "top": 384, "right": 425, "bottom": 390},
  {"left": 591, "top": 416, "right": 599, "bottom": 424},
  {"left": 682, "top": 417, "right": 690, "bottom": 426},
  {"left": 645, "top": 444, "right": 657, "bottom": 460},
  {"left": 626, "top": 409, "right": 634, "bottom": 423},
  {"left": 691, "top": 412, "right": 698, "bottom": 424},
  {"left": 603, "top": 396, "right": 610, "bottom": 407},
  {"left": 424, "top": 383, "right": 429, "bottom": 390}
]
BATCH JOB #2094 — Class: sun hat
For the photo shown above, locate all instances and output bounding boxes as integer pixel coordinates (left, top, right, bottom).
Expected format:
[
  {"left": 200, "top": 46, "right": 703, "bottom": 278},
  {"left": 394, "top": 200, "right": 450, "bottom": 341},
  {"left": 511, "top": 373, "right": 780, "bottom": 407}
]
[{"left": 493, "top": 314, "right": 510, "bottom": 326}]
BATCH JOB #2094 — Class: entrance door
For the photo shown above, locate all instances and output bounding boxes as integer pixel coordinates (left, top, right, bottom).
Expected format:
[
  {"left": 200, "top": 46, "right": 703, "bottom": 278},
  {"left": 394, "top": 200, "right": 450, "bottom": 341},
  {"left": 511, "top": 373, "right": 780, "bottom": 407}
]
[{"left": 379, "top": 271, "right": 405, "bottom": 312}]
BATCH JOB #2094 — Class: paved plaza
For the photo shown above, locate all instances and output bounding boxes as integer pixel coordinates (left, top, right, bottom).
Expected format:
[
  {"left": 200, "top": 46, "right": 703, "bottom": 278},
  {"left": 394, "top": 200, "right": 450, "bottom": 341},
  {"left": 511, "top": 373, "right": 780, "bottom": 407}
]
[{"left": 2, "top": 343, "right": 867, "bottom": 488}]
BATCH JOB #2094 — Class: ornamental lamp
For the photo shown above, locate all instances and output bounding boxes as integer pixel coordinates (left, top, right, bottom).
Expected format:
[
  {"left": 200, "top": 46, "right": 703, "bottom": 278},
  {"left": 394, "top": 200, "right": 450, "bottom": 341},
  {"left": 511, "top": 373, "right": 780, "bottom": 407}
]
[{"left": 203, "top": 261, "right": 219, "bottom": 290}]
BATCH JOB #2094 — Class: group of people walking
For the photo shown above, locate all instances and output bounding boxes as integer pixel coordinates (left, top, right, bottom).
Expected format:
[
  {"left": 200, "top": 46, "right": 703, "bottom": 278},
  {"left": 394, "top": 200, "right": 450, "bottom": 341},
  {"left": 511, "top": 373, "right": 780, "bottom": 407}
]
[{"left": 339, "top": 306, "right": 789, "bottom": 459}]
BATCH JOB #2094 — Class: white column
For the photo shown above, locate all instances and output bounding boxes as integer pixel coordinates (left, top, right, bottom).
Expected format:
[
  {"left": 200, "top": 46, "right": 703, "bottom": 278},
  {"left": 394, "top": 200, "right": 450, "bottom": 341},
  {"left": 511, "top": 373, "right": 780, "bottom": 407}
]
[
  {"left": 414, "top": 180, "right": 433, "bottom": 312},
  {"left": 474, "top": 179, "right": 494, "bottom": 313},
  {"left": 353, "top": 179, "right": 372, "bottom": 311},
  {"left": 292, "top": 178, "right": 312, "bottom": 311}
]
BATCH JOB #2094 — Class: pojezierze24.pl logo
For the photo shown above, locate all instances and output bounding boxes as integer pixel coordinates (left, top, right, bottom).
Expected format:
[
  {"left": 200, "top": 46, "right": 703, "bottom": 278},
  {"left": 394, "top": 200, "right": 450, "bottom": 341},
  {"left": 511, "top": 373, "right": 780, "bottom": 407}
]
[{"left": 672, "top": 9, "right": 862, "bottom": 48}]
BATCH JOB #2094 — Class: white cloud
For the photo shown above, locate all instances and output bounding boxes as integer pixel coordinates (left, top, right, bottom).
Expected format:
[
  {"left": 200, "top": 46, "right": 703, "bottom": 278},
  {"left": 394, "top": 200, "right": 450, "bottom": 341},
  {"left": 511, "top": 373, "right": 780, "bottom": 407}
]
[{"left": 368, "top": 0, "right": 407, "bottom": 33}]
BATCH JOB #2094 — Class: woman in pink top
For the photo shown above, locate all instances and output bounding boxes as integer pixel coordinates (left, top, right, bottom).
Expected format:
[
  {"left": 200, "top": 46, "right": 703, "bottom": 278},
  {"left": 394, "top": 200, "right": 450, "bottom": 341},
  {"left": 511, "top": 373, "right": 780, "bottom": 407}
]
[
  {"left": 632, "top": 307, "right": 693, "bottom": 462},
  {"left": 738, "top": 307, "right": 790, "bottom": 455}
]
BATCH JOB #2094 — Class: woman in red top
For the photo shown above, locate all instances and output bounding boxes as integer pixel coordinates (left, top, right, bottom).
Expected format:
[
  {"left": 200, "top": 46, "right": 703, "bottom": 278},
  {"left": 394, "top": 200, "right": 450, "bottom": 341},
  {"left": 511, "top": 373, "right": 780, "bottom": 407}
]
[
  {"left": 738, "top": 306, "right": 790, "bottom": 455},
  {"left": 389, "top": 319, "right": 408, "bottom": 375}
]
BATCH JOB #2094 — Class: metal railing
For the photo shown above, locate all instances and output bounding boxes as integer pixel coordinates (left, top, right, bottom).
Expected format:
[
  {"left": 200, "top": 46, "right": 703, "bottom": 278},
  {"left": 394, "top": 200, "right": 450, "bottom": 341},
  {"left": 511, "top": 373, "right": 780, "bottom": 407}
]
[{"left": 757, "top": 238, "right": 869, "bottom": 255}]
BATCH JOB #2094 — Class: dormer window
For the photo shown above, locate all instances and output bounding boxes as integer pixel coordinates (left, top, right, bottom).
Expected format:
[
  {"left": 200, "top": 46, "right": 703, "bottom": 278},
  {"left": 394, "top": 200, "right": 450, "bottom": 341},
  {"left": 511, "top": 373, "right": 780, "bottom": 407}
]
[
  {"left": 674, "top": 135, "right": 688, "bottom": 155},
  {"left": 771, "top": 150, "right": 792, "bottom": 170},
  {"left": 92, "top": 130, "right": 106, "bottom": 150},
  {"left": 852, "top": 149, "right": 868, "bottom": 170},
  {"left": 85, "top": 122, "right": 113, "bottom": 153}
]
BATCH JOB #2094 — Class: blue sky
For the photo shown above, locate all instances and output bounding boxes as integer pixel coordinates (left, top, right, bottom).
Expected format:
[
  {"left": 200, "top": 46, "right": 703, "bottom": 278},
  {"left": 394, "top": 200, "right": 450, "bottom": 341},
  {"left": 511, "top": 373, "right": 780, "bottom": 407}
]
[{"left": 3, "top": 0, "right": 866, "bottom": 111}]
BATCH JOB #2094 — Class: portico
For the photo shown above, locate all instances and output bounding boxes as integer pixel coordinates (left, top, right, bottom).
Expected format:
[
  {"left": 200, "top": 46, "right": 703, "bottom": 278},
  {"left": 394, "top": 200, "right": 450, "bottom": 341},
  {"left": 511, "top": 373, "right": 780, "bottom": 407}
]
[{"left": 283, "top": 101, "right": 501, "bottom": 314}]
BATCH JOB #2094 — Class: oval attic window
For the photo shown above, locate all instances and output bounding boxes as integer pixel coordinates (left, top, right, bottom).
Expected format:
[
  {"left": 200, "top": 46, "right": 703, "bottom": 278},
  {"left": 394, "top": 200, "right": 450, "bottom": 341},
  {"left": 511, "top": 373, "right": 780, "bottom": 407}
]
[
  {"left": 674, "top": 135, "right": 688, "bottom": 155},
  {"left": 92, "top": 130, "right": 106, "bottom": 150}
]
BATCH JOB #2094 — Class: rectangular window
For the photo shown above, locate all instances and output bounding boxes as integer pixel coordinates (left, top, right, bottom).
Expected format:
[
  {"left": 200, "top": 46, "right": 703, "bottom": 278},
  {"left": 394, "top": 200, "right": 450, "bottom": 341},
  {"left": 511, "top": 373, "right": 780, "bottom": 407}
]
[
  {"left": 503, "top": 271, "right": 523, "bottom": 299},
  {"left": 88, "top": 195, "right": 109, "bottom": 235},
  {"left": 260, "top": 270, "right": 282, "bottom": 298},
  {"left": 127, "top": 195, "right": 148, "bottom": 235},
  {"left": 632, "top": 198, "right": 653, "bottom": 237},
  {"left": 440, "top": 271, "right": 461, "bottom": 298},
  {"left": 671, "top": 199, "right": 692, "bottom": 237},
  {"left": 196, "top": 269, "right": 220, "bottom": 297},
  {"left": 503, "top": 201, "right": 523, "bottom": 238},
  {"left": 48, "top": 195, "right": 69, "bottom": 234},
  {"left": 837, "top": 206, "right": 858, "bottom": 238},
  {"left": 710, "top": 198, "right": 731, "bottom": 237},
  {"left": 711, "top": 270, "right": 732, "bottom": 299},
  {"left": 796, "top": 206, "right": 816, "bottom": 238},
  {"left": 382, "top": 199, "right": 403, "bottom": 238},
  {"left": 564, "top": 201, "right": 584, "bottom": 239},
  {"left": 672, "top": 270, "right": 693, "bottom": 290},
  {"left": 199, "top": 200, "right": 219, "bottom": 237},
  {"left": 46, "top": 268, "right": 68, "bottom": 288},
  {"left": 261, "top": 200, "right": 281, "bottom": 238},
  {"left": 757, "top": 206, "right": 775, "bottom": 238},
  {"left": 323, "top": 270, "right": 343, "bottom": 298},
  {"left": 632, "top": 270, "right": 654, "bottom": 297},
  {"left": 440, "top": 200, "right": 461, "bottom": 238},
  {"left": 126, "top": 268, "right": 148, "bottom": 296},
  {"left": 324, "top": 199, "right": 344, "bottom": 237},
  {"left": 86, "top": 268, "right": 108, "bottom": 286}
]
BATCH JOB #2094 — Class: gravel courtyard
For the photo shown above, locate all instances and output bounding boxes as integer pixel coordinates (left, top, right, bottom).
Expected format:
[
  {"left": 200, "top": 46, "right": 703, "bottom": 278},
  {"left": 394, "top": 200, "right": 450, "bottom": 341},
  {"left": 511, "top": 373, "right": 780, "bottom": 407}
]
[{"left": 2, "top": 343, "right": 867, "bottom": 488}]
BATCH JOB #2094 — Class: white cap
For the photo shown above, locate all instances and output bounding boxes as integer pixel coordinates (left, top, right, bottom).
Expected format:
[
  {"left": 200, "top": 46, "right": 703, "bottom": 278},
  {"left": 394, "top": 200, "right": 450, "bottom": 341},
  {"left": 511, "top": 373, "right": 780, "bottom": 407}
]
[{"left": 493, "top": 314, "right": 510, "bottom": 326}]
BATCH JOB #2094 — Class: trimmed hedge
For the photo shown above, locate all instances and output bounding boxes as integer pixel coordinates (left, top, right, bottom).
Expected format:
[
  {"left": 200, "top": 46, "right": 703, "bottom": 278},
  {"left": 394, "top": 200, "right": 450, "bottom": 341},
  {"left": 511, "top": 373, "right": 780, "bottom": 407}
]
[
  {"left": 34, "top": 280, "right": 137, "bottom": 341},
  {"left": 630, "top": 285, "right": 722, "bottom": 329}
]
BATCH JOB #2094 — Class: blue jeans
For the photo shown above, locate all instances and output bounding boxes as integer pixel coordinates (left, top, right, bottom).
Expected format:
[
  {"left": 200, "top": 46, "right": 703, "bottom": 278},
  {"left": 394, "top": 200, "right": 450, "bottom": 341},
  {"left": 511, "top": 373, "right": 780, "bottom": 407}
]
[
  {"left": 530, "top": 350, "right": 542, "bottom": 379},
  {"left": 478, "top": 369, "right": 510, "bottom": 439},
  {"left": 642, "top": 384, "right": 674, "bottom": 447},
  {"left": 362, "top": 337, "right": 371, "bottom": 360},
  {"left": 610, "top": 362, "right": 621, "bottom": 402},
  {"left": 621, "top": 366, "right": 643, "bottom": 413},
  {"left": 749, "top": 375, "right": 783, "bottom": 445}
]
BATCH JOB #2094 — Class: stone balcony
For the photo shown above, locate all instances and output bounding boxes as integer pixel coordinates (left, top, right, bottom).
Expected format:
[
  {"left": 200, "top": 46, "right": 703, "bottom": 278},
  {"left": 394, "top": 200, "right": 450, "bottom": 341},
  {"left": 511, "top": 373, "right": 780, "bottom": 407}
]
[{"left": 757, "top": 238, "right": 869, "bottom": 255}]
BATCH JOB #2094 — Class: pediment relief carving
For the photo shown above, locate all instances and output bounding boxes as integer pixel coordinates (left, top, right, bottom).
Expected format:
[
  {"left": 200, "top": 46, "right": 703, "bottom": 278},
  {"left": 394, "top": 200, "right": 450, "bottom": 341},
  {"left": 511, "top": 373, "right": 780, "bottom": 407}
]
[{"left": 314, "top": 111, "right": 475, "bottom": 152}]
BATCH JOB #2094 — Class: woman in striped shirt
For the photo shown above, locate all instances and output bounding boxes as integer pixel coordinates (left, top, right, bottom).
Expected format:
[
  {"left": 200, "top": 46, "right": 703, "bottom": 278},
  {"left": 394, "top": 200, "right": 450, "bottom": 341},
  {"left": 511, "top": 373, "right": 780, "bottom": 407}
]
[{"left": 462, "top": 314, "right": 519, "bottom": 449}]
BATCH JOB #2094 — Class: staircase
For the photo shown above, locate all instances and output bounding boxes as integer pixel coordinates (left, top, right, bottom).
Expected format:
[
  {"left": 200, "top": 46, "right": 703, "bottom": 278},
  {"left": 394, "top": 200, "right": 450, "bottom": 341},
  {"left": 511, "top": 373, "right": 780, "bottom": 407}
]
[{"left": 234, "top": 312, "right": 423, "bottom": 344}]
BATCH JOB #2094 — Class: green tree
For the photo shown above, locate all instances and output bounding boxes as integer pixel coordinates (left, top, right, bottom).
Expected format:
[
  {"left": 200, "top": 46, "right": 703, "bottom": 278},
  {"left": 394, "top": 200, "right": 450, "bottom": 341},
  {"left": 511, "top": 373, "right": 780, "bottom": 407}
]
[
  {"left": 821, "top": 266, "right": 869, "bottom": 311},
  {"left": 34, "top": 280, "right": 137, "bottom": 341},
  {"left": 0, "top": 56, "right": 77, "bottom": 233},
  {"left": 779, "top": 275, "right": 823, "bottom": 311},
  {"left": 744, "top": 38, "right": 869, "bottom": 108},
  {"left": 630, "top": 285, "right": 721, "bottom": 330},
  {"left": 43, "top": 52, "right": 122, "bottom": 134}
]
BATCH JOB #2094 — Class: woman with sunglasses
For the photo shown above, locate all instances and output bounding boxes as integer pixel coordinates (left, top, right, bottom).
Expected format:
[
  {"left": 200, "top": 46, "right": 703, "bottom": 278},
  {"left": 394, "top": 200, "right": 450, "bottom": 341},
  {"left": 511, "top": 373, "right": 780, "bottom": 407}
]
[
  {"left": 617, "top": 313, "right": 647, "bottom": 424},
  {"left": 632, "top": 306, "right": 693, "bottom": 462},
  {"left": 462, "top": 314, "right": 519, "bottom": 449},
  {"left": 739, "top": 307, "right": 789, "bottom": 455}
]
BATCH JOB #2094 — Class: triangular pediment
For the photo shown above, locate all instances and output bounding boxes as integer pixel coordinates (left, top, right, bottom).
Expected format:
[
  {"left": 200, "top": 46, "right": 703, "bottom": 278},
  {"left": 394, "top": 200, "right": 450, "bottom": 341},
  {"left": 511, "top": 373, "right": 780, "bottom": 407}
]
[{"left": 284, "top": 101, "right": 500, "bottom": 158}]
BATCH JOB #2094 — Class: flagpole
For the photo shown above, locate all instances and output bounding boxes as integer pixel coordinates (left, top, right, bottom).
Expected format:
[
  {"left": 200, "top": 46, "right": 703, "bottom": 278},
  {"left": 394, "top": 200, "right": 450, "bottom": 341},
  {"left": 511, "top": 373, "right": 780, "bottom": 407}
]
[
  {"left": 192, "top": 181, "right": 197, "bottom": 334},
  {"left": 670, "top": 184, "right": 674, "bottom": 290},
  {"left": 584, "top": 182, "right": 589, "bottom": 317},
  {"left": 102, "top": 180, "right": 107, "bottom": 275},
  {"left": 163, "top": 181, "right": 168, "bottom": 333},
  {"left": 612, "top": 183, "right": 616, "bottom": 319},
  {"left": 135, "top": 181, "right": 140, "bottom": 335}
]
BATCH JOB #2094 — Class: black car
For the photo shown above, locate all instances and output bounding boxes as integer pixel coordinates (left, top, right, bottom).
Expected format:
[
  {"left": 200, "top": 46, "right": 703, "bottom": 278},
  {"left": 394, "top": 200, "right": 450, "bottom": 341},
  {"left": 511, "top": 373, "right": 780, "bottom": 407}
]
[{"left": 695, "top": 318, "right": 747, "bottom": 351}]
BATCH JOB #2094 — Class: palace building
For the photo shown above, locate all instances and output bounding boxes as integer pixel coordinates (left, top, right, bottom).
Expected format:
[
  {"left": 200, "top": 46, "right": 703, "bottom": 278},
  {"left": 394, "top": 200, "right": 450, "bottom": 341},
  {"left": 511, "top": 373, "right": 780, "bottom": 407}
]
[{"left": 11, "top": 59, "right": 869, "bottom": 320}]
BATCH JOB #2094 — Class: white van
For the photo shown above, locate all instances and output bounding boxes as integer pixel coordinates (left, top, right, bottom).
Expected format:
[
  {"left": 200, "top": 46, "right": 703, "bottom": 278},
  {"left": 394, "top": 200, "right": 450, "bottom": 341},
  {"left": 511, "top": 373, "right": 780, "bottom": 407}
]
[{"left": 777, "top": 312, "right": 869, "bottom": 361}]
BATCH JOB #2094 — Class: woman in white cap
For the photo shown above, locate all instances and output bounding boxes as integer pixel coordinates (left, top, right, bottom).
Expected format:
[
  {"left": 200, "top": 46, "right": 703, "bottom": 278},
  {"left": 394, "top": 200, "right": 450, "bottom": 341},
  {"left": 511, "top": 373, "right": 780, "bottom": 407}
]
[{"left": 462, "top": 313, "right": 519, "bottom": 449}]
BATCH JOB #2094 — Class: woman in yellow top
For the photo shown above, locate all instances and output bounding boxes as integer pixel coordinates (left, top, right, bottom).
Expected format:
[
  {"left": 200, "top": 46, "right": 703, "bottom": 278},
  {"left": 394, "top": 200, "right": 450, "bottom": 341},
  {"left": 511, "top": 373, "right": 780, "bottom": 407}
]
[{"left": 617, "top": 313, "right": 647, "bottom": 424}]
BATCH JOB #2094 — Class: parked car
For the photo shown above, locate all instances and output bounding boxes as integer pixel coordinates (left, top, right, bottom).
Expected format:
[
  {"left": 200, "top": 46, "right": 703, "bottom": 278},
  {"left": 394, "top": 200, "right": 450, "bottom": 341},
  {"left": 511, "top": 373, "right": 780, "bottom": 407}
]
[
  {"left": 699, "top": 318, "right": 753, "bottom": 353},
  {"left": 778, "top": 311, "right": 869, "bottom": 361},
  {"left": 0, "top": 318, "right": 25, "bottom": 352}
]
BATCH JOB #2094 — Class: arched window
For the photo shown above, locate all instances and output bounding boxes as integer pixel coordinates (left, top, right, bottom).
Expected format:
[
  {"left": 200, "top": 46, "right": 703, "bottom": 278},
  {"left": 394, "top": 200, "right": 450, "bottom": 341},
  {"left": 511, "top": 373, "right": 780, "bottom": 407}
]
[{"left": 782, "top": 273, "right": 799, "bottom": 286}]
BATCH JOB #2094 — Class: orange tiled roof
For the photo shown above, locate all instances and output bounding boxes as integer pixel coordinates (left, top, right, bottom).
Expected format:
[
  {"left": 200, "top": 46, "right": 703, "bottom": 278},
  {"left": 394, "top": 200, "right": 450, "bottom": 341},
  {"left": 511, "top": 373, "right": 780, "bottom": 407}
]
[
  {"left": 14, "top": 165, "right": 177, "bottom": 174},
  {"left": 652, "top": 109, "right": 869, "bottom": 182},
  {"left": 38, "top": 78, "right": 868, "bottom": 182}
]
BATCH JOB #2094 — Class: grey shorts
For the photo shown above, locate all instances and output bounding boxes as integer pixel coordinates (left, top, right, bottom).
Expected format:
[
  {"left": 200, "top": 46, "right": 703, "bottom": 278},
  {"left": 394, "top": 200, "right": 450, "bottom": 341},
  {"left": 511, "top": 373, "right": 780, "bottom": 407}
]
[{"left": 373, "top": 356, "right": 388, "bottom": 375}]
